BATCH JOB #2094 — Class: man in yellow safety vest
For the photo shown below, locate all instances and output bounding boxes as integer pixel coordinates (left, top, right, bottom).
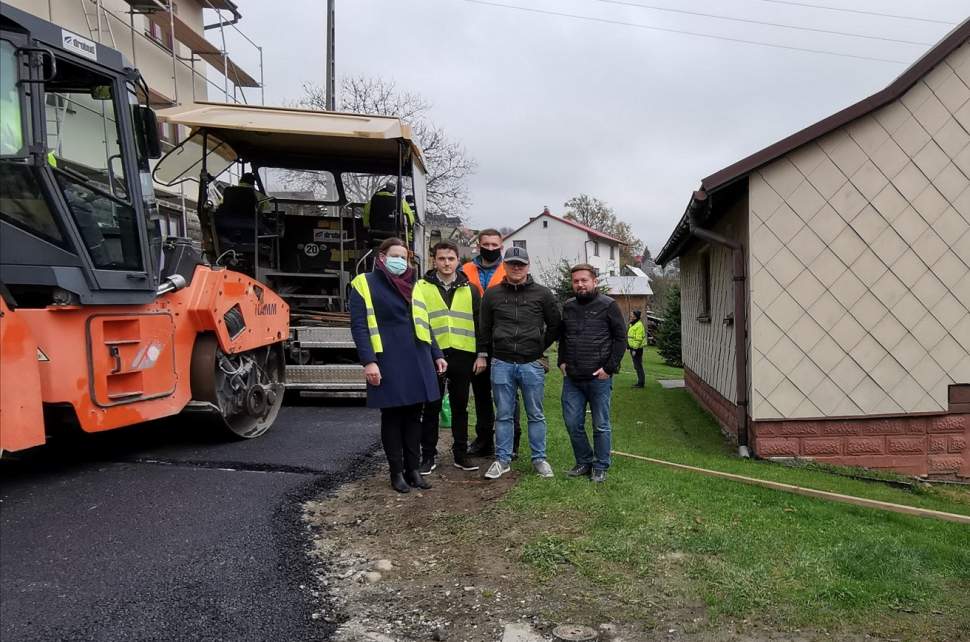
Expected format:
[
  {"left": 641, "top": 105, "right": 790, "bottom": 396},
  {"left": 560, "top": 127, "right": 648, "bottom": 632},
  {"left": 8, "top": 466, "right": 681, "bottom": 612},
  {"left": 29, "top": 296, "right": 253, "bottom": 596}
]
[
  {"left": 415, "top": 240, "right": 485, "bottom": 474},
  {"left": 364, "top": 181, "right": 415, "bottom": 243},
  {"left": 627, "top": 309, "right": 647, "bottom": 388},
  {"left": 237, "top": 172, "right": 273, "bottom": 214}
]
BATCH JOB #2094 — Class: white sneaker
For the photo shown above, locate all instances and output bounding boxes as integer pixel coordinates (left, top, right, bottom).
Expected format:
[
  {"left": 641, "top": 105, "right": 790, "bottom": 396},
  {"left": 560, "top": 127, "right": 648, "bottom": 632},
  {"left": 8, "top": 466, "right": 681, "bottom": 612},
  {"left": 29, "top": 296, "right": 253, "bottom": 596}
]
[
  {"left": 533, "top": 459, "right": 554, "bottom": 478},
  {"left": 484, "top": 460, "right": 511, "bottom": 479}
]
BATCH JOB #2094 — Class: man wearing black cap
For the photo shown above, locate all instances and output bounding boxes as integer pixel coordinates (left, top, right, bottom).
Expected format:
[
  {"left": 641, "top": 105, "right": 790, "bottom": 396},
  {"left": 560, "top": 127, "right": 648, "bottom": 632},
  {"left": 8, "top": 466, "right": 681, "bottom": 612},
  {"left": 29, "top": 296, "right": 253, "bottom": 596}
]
[{"left": 479, "top": 246, "right": 562, "bottom": 480}]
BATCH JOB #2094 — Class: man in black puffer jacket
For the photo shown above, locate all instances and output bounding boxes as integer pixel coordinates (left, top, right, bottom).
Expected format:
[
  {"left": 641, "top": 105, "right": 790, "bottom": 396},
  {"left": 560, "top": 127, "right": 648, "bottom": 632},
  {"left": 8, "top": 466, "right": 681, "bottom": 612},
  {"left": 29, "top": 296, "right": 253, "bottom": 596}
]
[
  {"left": 557, "top": 264, "right": 626, "bottom": 483},
  {"left": 479, "top": 246, "right": 561, "bottom": 480}
]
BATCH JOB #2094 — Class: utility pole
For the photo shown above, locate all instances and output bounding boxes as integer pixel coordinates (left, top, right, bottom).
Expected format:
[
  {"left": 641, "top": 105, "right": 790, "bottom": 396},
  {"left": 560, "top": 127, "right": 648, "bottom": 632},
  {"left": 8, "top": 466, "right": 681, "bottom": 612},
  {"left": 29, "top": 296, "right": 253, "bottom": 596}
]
[{"left": 326, "top": 0, "right": 335, "bottom": 110}]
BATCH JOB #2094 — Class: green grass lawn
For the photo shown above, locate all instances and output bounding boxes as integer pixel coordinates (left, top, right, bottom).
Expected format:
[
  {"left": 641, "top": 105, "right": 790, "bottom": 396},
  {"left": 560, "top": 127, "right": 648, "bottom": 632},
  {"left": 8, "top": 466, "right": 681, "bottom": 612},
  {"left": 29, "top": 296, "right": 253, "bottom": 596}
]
[{"left": 493, "top": 348, "right": 970, "bottom": 638}]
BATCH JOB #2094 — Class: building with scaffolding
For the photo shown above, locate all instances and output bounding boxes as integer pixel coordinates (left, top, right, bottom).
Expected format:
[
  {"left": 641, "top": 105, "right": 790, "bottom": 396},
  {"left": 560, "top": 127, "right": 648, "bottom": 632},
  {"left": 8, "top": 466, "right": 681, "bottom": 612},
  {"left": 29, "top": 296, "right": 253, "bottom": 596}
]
[{"left": 4, "top": 0, "right": 263, "bottom": 236}]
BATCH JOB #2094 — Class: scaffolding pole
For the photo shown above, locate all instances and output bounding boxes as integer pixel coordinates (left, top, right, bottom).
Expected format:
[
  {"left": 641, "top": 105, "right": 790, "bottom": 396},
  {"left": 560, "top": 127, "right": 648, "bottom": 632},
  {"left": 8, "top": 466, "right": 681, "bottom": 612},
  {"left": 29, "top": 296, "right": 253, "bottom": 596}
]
[
  {"left": 326, "top": 0, "right": 335, "bottom": 110},
  {"left": 167, "top": 0, "right": 179, "bottom": 105}
]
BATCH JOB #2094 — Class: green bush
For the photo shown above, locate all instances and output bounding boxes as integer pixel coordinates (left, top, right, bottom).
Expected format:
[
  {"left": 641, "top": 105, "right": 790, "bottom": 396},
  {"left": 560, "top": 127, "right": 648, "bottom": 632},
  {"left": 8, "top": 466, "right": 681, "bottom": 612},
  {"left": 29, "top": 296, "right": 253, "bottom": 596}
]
[{"left": 656, "top": 284, "right": 682, "bottom": 367}]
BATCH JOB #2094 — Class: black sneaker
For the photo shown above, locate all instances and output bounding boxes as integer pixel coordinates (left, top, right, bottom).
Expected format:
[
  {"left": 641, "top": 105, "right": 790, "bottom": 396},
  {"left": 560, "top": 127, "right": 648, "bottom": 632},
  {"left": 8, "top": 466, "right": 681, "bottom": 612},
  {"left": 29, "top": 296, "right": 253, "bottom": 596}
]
[
  {"left": 467, "top": 439, "right": 494, "bottom": 458},
  {"left": 453, "top": 455, "right": 479, "bottom": 471},
  {"left": 567, "top": 463, "right": 592, "bottom": 477},
  {"left": 419, "top": 457, "right": 437, "bottom": 476},
  {"left": 591, "top": 469, "right": 607, "bottom": 483},
  {"left": 511, "top": 450, "right": 519, "bottom": 461}
]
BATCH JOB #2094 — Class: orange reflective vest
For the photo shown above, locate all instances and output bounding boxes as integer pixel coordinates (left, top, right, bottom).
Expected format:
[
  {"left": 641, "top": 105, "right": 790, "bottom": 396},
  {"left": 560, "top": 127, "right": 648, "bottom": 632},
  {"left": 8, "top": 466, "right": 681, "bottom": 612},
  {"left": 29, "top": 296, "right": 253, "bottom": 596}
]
[{"left": 461, "top": 260, "right": 507, "bottom": 296}]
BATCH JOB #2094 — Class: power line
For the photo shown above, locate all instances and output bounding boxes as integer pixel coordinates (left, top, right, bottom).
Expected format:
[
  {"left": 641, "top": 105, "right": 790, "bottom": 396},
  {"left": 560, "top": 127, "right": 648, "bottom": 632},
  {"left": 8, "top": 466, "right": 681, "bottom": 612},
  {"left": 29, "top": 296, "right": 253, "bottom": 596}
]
[
  {"left": 584, "top": 0, "right": 932, "bottom": 46},
  {"left": 462, "top": 0, "right": 909, "bottom": 64},
  {"left": 748, "top": 0, "right": 959, "bottom": 25}
]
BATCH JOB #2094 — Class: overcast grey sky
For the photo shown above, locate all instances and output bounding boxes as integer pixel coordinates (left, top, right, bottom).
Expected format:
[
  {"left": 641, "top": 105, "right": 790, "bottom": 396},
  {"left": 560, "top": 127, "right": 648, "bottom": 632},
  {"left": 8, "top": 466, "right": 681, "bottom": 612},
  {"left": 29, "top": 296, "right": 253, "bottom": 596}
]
[{"left": 223, "top": 0, "right": 966, "bottom": 254}]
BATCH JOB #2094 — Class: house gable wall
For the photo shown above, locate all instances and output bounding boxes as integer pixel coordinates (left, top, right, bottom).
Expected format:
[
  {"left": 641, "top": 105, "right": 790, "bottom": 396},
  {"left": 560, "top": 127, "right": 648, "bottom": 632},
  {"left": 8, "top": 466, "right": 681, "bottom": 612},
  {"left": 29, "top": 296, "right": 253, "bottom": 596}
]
[
  {"left": 679, "top": 195, "right": 749, "bottom": 408},
  {"left": 748, "top": 40, "right": 970, "bottom": 421}
]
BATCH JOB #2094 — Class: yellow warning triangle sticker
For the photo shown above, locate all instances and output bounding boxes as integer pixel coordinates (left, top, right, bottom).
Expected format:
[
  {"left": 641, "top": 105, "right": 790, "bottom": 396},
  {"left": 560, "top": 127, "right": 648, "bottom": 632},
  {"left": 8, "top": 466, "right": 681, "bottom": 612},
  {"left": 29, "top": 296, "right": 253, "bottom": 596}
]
[{"left": 36, "top": 348, "right": 50, "bottom": 361}]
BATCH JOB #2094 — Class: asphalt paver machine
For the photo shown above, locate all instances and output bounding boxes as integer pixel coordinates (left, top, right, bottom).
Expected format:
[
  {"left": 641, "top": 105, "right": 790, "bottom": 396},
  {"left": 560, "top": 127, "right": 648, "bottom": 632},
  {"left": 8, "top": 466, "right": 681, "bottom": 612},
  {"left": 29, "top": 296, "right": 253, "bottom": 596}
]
[
  {"left": 0, "top": 6, "right": 289, "bottom": 454},
  {"left": 151, "top": 102, "right": 429, "bottom": 398}
]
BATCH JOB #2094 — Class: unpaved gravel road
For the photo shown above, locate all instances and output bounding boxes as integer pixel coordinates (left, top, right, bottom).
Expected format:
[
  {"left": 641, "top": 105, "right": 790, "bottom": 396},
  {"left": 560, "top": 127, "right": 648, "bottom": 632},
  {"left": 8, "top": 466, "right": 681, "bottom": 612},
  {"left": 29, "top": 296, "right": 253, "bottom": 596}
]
[{"left": 302, "top": 433, "right": 894, "bottom": 642}]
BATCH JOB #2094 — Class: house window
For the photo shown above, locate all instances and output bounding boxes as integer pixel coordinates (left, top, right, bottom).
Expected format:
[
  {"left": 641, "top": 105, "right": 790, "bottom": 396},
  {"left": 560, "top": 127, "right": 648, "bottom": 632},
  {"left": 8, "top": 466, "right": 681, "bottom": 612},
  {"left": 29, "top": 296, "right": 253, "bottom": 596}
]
[
  {"left": 513, "top": 240, "right": 527, "bottom": 250},
  {"left": 154, "top": 203, "right": 184, "bottom": 238},
  {"left": 542, "top": 220, "right": 548, "bottom": 228},
  {"left": 593, "top": 241, "right": 599, "bottom": 257},
  {"left": 609, "top": 245, "right": 615, "bottom": 260},
  {"left": 699, "top": 250, "right": 712, "bottom": 323},
  {"left": 146, "top": 3, "right": 177, "bottom": 50}
]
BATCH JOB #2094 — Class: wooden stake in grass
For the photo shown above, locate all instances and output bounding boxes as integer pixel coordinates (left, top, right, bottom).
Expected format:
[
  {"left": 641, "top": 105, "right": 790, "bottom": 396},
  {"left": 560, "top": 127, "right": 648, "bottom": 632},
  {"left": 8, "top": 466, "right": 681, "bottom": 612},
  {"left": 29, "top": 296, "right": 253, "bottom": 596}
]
[{"left": 611, "top": 450, "right": 970, "bottom": 525}]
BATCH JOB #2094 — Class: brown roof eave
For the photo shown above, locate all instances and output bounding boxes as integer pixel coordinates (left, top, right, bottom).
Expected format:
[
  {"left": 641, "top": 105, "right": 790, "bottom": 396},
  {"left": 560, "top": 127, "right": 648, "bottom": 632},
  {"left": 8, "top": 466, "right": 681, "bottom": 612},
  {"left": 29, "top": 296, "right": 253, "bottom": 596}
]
[{"left": 656, "top": 192, "right": 704, "bottom": 265}]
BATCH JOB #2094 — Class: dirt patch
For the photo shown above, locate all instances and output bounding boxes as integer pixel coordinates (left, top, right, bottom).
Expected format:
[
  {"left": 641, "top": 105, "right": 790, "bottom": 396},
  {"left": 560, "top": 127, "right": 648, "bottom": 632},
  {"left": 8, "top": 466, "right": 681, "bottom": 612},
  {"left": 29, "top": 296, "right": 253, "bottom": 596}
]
[
  {"left": 302, "top": 437, "right": 889, "bottom": 642},
  {"left": 303, "top": 454, "right": 562, "bottom": 641}
]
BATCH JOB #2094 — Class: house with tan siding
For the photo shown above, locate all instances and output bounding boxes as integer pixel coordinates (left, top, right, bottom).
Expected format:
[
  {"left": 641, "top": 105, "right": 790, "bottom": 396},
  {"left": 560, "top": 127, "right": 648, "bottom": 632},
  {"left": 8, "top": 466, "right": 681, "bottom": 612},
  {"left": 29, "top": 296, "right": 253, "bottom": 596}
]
[{"left": 656, "top": 20, "right": 970, "bottom": 478}]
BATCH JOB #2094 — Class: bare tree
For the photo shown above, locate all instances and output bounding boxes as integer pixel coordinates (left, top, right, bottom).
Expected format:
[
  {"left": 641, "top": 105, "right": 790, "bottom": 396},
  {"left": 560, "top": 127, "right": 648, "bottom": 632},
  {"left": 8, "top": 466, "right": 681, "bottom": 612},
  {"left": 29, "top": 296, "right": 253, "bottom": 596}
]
[
  {"left": 300, "top": 77, "right": 476, "bottom": 220},
  {"left": 563, "top": 194, "right": 644, "bottom": 267},
  {"left": 648, "top": 269, "right": 679, "bottom": 311}
]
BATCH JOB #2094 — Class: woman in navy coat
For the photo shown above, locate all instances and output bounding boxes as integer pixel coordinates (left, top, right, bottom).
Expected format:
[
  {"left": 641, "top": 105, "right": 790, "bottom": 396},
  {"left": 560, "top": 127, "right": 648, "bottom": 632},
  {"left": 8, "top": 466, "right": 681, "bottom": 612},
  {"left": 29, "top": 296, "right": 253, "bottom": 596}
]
[{"left": 350, "top": 237, "right": 446, "bottom": 493}]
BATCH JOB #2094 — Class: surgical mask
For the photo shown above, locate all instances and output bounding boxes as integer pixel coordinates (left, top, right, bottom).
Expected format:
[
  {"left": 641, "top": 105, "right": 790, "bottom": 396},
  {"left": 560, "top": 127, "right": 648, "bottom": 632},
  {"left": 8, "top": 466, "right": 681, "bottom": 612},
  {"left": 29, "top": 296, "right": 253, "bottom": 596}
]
[
  {"left": 480, "top": 247, "right": 501, "bottom": 263},
  {"left": 385, "top": 256, "right": 408, "bottom": 275}
]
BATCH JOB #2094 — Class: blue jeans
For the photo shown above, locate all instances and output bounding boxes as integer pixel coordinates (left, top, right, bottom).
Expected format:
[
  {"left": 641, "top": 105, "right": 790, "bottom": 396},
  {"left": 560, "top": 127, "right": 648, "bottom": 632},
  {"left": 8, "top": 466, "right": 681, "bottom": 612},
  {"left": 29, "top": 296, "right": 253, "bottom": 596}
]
[
  {"left": 491, "top": 359, "right": 547, "bottom": 464},
  {"left": 561, "top": 376, "right": 613, "bottom": 470}
]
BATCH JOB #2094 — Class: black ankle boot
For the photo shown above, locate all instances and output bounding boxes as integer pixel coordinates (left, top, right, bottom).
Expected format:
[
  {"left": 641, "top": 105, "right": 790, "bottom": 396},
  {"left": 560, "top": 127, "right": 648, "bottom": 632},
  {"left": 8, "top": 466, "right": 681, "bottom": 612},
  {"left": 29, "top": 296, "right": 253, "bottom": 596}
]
[
  {"left": 405, "top": 470, "right": 431, "bottom": 489},
  {"left": 390, "top": 472, "right": 410, "bottom": 493}
]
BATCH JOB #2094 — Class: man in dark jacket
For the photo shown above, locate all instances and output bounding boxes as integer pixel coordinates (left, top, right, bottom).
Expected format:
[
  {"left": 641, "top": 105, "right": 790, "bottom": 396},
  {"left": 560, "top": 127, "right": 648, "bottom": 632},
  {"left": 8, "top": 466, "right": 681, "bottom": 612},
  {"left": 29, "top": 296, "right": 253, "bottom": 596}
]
[
  {"left": 479, "top": 246, "right": 562, "bottom": 480},
  {"left": 558, "top": 264, "right": 627, "bottom": 483},
  {"left": 416, "top": 241, "right": 485, "bottom": 474}
]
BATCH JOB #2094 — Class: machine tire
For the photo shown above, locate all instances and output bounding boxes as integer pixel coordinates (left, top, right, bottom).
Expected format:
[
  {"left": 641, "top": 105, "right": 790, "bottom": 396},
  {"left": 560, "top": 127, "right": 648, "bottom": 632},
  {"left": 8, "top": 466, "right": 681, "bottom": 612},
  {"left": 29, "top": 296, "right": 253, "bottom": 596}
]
[{"left": 189, "top": 334, "right": 285, "bottom": 439}]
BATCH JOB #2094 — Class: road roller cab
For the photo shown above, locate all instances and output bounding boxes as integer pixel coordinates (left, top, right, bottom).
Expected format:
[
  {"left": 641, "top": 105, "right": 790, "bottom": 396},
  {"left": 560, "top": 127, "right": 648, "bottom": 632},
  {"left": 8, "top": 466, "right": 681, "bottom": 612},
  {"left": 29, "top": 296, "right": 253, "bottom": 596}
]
[{"left": 0, "top": 5, "right": 289, "bottom": 453}]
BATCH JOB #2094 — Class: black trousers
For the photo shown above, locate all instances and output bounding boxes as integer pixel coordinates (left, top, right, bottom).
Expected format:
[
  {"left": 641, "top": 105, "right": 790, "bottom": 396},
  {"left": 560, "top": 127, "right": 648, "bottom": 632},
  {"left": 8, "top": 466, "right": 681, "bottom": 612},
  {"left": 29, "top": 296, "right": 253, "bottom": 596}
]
[
  {"left": 631, "top": 348, "right": 645, "bottom": 385},
  {"left": 471, "top": 363, "right": 496, "bottom": 443},
  {"left": 380, "top": 404, "right": 422, "bottom": 474},
  {"left": 421, "top": 349, "right": 475, "bottom": 459},
  {"left": 470, "top": 360, "right": 522, "bottom": 451}
]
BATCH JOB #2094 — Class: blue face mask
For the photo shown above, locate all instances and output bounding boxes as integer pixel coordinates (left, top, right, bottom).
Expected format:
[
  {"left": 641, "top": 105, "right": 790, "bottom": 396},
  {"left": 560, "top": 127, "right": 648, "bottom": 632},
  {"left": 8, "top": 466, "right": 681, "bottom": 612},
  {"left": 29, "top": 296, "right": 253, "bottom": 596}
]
[{"left": 385, "top": 256, "right": 408, "bottom": 275}]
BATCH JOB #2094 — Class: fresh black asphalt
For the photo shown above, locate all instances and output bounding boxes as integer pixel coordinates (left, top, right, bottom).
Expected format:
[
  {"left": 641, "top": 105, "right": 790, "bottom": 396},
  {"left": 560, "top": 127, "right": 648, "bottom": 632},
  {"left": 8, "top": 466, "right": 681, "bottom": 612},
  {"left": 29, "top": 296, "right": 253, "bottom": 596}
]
[{"left": 0, "top": 404, "right": 381, "bottom": 642}]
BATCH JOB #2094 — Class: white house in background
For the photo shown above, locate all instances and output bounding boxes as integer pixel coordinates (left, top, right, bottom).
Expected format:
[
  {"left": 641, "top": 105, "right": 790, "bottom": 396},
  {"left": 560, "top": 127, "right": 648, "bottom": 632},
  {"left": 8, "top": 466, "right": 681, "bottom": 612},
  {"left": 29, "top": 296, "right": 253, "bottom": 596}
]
[{"left": 503, "top": 207, "right": 625, "bottom": 283}]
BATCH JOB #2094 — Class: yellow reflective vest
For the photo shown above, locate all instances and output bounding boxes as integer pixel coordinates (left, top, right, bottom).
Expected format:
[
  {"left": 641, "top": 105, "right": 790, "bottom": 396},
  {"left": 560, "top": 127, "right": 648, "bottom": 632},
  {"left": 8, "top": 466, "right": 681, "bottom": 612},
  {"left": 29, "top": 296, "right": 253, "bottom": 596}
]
[
  {"left": 238, "top": 180, "right": 272, "bottom": 214},
  {"left": 363, "top": 191, "right": 415, "bottom": 227},
  {"left": 627, "top": 320, "right": 646, "bottom": 350},
  {"left": 415, "top": 279, "right": 476, "bottom": 353},
  {"left": 363, "top": 191, "right": 415, "bottom": 243},
  {"left": 351, "top": 273, "right": 431, "bottom": 353}
]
